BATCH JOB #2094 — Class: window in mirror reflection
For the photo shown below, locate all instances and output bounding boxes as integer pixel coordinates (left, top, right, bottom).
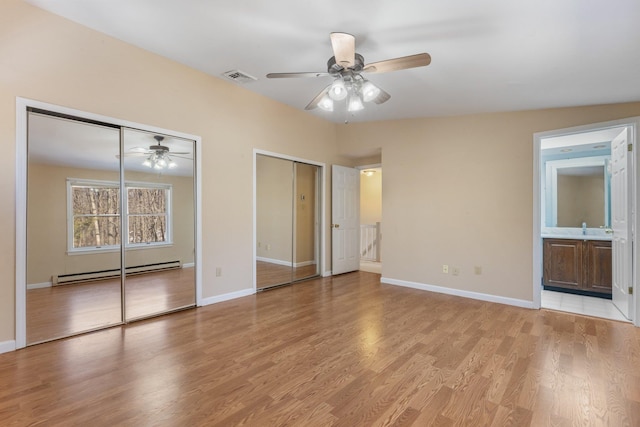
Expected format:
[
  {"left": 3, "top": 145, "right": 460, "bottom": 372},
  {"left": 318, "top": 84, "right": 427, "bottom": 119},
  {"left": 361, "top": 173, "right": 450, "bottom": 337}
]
[{"left": 68, "top": 179, "right": 172, "bottom": 252}]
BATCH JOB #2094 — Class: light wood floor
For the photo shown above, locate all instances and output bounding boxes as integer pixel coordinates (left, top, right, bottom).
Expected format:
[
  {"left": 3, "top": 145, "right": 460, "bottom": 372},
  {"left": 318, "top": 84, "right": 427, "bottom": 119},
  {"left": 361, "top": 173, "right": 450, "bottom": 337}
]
[
  {"left": 3, "top": 271, "right": 640, "bottom": 426},
  {"left": 256, "top": 261, "right": 319, "bottom": 288},
  {"left": 27, "top": 267, "right": 195, "bottom": 344}
]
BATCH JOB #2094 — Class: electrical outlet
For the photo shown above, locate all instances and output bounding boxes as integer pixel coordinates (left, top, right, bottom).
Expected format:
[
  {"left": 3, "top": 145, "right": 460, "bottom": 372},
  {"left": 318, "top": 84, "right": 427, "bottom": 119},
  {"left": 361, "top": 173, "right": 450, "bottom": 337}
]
[
  {"left": 216, "top": 267, "right": 222, "bottom": 277},
  {"left": 442, "top": 264, "right": 449, "bottom": 274},
  {"left": 474, "top": 266, "right": 482, "bottom": 275},
  {"left": 258, "top": 242, "right": 262, "bottom": 248},
  {"left": 452, "top": 267, "right": 460, "bottom": 276},
  {"left": 266, "top": 244, "right": 271, "bottom": 251}
]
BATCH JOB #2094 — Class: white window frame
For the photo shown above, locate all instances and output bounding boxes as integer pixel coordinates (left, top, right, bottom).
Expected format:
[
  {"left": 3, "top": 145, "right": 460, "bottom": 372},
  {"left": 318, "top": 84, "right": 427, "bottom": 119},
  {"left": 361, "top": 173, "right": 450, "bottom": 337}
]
[{"left": 67, "top": 178, "right": 173, "bottom": 254}]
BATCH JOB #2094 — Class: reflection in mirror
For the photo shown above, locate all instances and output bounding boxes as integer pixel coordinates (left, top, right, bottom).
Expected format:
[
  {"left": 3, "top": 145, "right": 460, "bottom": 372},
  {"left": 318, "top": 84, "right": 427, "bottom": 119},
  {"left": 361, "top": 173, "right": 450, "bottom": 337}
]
[
  {"left": 26, "top": 111, "right": 123, "bottom": 344},
  {"left": 544, "top": 156, "right": 610, "bottom": 228},
  {"left": 256, "top": 154, "right": 321, "bottom": 289},
  {"left": 557, "top": 166, "right": 605, "bottom": 227},
  {"left": 293, "top": 162, "right": 320, "bottom": 281},
  {"left": 122, "top": 128, "right": 196, "bottom": 320},
  {"left": 256, "top": 155, "right": 294, "bottom": 288}
]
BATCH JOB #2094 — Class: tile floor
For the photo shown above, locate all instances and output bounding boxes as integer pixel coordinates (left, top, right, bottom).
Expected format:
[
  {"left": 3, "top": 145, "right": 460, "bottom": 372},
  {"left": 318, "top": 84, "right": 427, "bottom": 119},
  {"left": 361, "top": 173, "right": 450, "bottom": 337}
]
[{"left": 541, "top": 289, "right": 630, "bottom": 322}]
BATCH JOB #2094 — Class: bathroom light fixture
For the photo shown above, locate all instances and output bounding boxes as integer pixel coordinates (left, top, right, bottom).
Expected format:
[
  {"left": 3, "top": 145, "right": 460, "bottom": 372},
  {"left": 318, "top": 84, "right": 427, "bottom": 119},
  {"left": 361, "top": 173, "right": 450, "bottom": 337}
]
[{"left": 362, "top": 169, "right": 376, "bottom": 176}]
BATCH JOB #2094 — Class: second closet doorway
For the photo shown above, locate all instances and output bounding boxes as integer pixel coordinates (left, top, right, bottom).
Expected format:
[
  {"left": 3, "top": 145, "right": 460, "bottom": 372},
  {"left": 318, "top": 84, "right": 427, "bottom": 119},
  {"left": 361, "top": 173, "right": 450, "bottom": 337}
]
[{"left": 255, "top": 153, "right": 323, "bottom": 290}]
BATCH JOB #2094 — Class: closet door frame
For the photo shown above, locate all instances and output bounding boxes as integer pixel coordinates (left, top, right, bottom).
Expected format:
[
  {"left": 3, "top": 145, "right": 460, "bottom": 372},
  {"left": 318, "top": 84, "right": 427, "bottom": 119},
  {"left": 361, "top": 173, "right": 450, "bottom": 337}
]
[
  {"left": 253, "top": 149, "right": 326, "bottom": 291},
  {"left": 15, "top": 97, "right": 203, "bottom": 349}
]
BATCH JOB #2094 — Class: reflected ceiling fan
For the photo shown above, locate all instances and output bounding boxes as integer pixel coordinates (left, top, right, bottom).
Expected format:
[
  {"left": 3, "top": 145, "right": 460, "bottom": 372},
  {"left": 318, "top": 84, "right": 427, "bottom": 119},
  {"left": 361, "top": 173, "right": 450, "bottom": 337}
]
[
  {"left": 266, "top": 32, "right": 431, "bottom": 112},
  {"left": 122, "top": 135, "right": 191, "bottom": 170}
]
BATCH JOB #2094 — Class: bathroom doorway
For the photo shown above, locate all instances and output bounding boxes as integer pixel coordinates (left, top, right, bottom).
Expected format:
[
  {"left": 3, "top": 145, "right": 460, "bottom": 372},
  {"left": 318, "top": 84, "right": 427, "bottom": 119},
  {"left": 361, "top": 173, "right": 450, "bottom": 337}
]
[{"left": 533, "top": 118, "right": 640, "bottom": 323}]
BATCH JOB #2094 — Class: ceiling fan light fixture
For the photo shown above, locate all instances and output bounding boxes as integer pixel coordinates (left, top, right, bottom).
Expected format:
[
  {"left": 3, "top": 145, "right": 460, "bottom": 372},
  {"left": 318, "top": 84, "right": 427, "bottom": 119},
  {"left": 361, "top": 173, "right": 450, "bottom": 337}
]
[
  {"left": 156, "top": 157, "right": 167, "bottom": 168},
  {"left": 168, "top": 158, "right": 177, "bottom": 169},
  {"left": 329, "top": 78, "right": 348, "bottom": 100},
  {"left": 317, "top": 94, "right": 334, "bottom": 111},
  {"left": 361, "top": 80, "right": 381, "bottom": 102},
  {"left": 142, "top": 157, "right": 153, "bottom": 168},
  {"left": 347, "top": 93, "right": 364, "bottom": 112}
]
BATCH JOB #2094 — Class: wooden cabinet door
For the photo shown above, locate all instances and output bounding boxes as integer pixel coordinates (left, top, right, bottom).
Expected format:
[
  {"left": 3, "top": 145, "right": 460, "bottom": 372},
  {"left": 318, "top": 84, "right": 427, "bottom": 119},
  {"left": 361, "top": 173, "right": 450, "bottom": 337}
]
[
  {"left": 543, "top": 239, "right": 583, "bottom": 290},
  {"left": 584, "top": 240, "right": 612, "bottom": 294}
]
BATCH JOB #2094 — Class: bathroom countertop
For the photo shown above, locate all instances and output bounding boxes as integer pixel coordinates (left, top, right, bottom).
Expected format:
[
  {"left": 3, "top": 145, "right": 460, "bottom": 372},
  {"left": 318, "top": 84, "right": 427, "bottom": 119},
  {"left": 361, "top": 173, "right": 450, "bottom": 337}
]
[
  {"left": 541, "top": 234, "right": 612, "bottom": 241},
  {"left": 541, "top": 227, "right": 612, "bottom": 241}
]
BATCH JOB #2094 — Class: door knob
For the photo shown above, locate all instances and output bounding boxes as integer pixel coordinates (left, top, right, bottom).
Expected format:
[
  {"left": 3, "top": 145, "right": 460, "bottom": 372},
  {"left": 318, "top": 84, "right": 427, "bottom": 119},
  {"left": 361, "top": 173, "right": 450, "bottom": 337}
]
[{"left": 333, "top": 224, "right": 340, "bottom": 228}]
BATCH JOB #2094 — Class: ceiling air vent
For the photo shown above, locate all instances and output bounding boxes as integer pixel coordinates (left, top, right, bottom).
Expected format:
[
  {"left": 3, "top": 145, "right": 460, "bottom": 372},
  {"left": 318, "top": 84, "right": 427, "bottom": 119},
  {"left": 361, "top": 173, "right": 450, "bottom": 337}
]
[{"left": 222, "top": 70, "right": 258, "bottom": 84}]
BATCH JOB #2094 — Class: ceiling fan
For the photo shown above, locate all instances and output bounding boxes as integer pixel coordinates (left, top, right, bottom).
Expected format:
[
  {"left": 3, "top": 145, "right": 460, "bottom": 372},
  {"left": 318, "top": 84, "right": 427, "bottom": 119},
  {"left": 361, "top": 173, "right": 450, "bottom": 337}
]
[
  {"left": 266, "top": 32, "right": 431, "bottom": 112},
  {"left": 123, "top": 135, "right": 191, "bottom": 170}
]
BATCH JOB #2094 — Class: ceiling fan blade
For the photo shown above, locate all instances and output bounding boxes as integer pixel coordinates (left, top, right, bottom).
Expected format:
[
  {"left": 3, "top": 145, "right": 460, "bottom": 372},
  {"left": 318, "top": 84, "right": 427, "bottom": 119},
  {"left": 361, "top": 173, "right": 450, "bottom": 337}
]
[
  {"left": 305, "top": 85, "right": 331, "bottom": 110},
  {"left": 168, "top": 151, "right": 190, "bottom": 155},
  {"left": 267, "top": 72, "right": 330, "bottom": 78},
  {"left": 330, "top": 32, "right": 356, "bottom": 68},
  {"left": 131, "top": 146, "right": 148, "bottom": 152},
  {"left": 119, "top": 152, "right": 150, "bottom": 157},
  {"left": 363, "top": 53, "right": 431, "bottom": 74},
  {"left": 170, "top": 154, "right": 193, "bottom": 160}
]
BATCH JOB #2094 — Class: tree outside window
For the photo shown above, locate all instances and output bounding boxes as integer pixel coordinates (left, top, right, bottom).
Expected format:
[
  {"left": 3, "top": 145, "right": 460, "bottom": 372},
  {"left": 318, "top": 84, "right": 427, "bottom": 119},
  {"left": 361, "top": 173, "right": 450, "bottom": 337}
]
[{"left": 68, "top": 179, "right": 171, "bottom": 251}]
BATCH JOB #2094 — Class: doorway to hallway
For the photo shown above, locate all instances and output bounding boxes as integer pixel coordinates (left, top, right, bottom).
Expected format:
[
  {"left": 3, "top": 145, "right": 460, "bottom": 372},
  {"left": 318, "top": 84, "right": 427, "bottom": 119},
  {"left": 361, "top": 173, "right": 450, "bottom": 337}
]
[{"left": 359, "top": 165, "right": 382, "bottom": 274}]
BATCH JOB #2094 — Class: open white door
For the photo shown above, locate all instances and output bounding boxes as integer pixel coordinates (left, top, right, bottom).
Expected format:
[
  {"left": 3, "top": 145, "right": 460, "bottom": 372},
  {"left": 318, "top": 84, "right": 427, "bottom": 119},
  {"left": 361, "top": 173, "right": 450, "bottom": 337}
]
[
  {"left": 332, "top": 165, "right": 360, "bottom": 275},
  {"left": 611, "top": 128, "right": 633, "bottom": 319}
]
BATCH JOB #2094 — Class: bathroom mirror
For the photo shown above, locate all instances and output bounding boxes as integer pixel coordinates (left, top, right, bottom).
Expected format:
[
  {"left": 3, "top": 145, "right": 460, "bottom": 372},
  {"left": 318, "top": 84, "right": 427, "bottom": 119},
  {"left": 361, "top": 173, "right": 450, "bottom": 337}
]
[{"left": 545, "top": 156, "right": 610, "bottom": 228}]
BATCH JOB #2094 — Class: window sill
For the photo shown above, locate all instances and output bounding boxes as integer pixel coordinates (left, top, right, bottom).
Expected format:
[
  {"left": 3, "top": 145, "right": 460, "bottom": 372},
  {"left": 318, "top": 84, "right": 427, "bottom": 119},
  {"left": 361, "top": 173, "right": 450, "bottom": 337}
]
[{"left": 67, "top": 242, "right": 173, "bottom": 255}]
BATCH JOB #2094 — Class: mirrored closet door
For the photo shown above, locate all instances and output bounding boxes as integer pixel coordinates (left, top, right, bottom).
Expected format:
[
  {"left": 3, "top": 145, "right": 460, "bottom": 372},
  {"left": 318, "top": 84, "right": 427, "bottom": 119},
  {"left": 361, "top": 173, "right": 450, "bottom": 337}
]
[
  {"left": 122, "top": 128, "right": 196, "bottom": 320},
  {"left": 256, "top": 154, "right": 321, "bottom": 290},
  {"left": 25, "top": 110, "right": 196, "bottom": 345}
]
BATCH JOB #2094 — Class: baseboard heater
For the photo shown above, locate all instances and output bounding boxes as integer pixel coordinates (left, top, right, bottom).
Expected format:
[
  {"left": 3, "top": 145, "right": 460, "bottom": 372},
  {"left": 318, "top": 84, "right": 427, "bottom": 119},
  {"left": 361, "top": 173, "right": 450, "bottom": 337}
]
[{"left": 52, "top": 260, "right": 182, "bottom": 286}]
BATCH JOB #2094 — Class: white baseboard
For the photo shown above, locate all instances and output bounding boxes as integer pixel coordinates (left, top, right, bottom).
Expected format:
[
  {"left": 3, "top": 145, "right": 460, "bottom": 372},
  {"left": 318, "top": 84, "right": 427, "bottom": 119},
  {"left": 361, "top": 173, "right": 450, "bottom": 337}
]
[
  {"left": 200, "top": 288, "right": 255, "bottom": 306},
  {"left": 256, "top": 257, "right": 315, "bottom": 268},
  {"left": 256, "top": 256, "right": 291, "bottom": 267},
  {"left": 380, "top": 277, "right": 534, "bottom": 309},
  {"left": 182, "top": 262, "right": 195, "bottom": 268},
  {"left": 0, "top": 340, "right": 16, "bottom": 354},
  {"left": 323, "top": 270, "right": 332, "bottom": 277},
  {"left": 294, "top": 260, "right": 316, "bottom": 267},
  {"left": 27, "top": 282, "right": 52, "bottom": 290}
]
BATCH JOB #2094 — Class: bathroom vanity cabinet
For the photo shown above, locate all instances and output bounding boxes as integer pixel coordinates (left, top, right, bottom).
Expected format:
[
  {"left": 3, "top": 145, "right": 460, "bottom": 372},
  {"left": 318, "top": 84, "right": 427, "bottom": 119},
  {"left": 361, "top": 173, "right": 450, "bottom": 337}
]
[{"left": 543, "top": 238, "right": 612, "bottom": 296}]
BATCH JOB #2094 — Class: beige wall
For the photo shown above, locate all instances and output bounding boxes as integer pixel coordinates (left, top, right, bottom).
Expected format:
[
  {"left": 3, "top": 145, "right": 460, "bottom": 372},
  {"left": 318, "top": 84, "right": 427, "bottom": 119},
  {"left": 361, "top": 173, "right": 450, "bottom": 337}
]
[
  {"left": 360, "top": 169, "right": 382, "bottom": 225},
  {"left": 0, "top": 0, "right": 347, "bottom": 344},
  {"left": 26, "top": 163, "right": 195, "bottom": 285},
  {"left": 337, "top": 103, "right": 640, "bottom": 301},
  {"left": 557, "top": 174, "right": 605, "bottom": 228}
]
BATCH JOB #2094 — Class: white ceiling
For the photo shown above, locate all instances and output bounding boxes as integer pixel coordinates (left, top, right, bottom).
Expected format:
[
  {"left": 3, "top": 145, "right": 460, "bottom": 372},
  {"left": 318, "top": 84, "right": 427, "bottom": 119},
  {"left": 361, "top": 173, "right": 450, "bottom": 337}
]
[
  {"left": 29, "top": 112, "right": 194, "bottom": 176},
  {"left": 24, "top": 0, "right": 640, "bottom": 123}
]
